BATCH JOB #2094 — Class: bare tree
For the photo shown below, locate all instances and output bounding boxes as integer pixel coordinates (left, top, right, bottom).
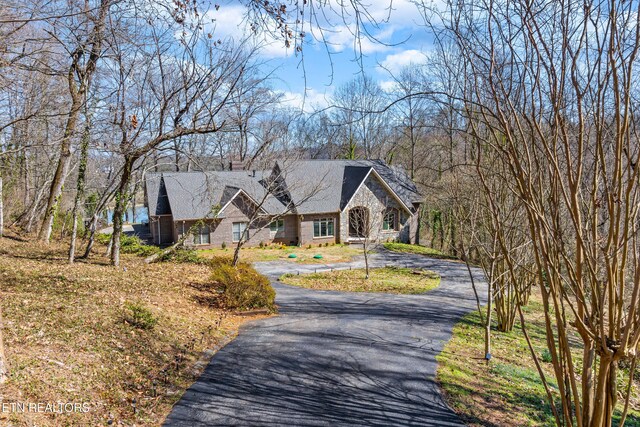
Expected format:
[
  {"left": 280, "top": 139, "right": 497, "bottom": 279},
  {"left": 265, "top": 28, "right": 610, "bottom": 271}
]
[
  {"left": 425, "top": 0, "right": 640, "bottom": 424},
  {"left": 104, "top": 2, "right": 265, "bottom": 266},
  {"left": 38, "top": 0, "right": 111, "bottom": 243}
]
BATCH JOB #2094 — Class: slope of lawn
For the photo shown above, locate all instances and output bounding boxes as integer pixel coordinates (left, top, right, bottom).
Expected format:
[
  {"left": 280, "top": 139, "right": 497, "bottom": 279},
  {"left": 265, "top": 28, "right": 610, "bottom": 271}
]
[
  {"left": 0, "top": 236, "right": 269, "bottom": 427},
  {"left": 280, "top": 266, "right": 440, "bottom": 294},
  {"left": 200, "top": 243, "right": 363, "bottom": 264},
  {"left": 437, "top": 293, "right": 640, "bottom": 426},
  {"left": 383, "top": 242, "right": 458, "bottom": 260}
]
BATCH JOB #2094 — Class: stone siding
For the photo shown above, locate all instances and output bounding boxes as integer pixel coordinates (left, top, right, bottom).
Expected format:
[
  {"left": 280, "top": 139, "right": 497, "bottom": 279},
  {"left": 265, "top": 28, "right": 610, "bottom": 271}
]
[{"left": 341, "top": 174, "right": 414, "bottom": 244}]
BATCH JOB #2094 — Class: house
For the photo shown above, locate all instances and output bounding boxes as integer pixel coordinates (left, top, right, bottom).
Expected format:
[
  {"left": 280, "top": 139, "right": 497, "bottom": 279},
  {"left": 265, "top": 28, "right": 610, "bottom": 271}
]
[{"left": 144, "top": 159, "right": 422, "bottom": 247}]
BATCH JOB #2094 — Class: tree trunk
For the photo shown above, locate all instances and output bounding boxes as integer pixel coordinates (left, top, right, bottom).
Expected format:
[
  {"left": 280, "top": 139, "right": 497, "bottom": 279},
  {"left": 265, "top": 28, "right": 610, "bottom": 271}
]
[
  {"left": 69, "top": 121, "right": 90, "bottom": 263},
  {"left": 82, "top": 213, "right": 100, "bottom": 258},
  {"left": 232, "top": 240, "right": 242, "bottom": 267},
  {"left": 82, "top": 188, "right": 116, "bottom": 259},
  {"left": 592, "top": 357, "right": 617, "bottom": 427},
  {"left": 363, "top": 243, "right": 370, "bottom": 279},
  {"left": 0, "top": 304, "right": 8, "bottom": 384},
  {"left": 110, "top": 157, "right": 134, "bottom": 266},
  {"left": 38, "top": 96, "right": 82, "bottom": 243},
  {"left": 0, "top": 176, "right": 4, "bottom": 238},
  {"left": 484, "top": 277, "right": 493, "bottom": 360},
  {"left": 581, "top": 342, "right": 596, "bottom": 424}
]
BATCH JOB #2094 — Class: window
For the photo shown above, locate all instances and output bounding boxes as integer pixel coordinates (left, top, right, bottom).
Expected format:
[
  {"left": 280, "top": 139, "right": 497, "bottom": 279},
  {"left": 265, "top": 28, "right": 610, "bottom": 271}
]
[
  {"left": 269, "top": 218, "right": 284, "bottom": 233},
  {"left": 193, "top": 223, "right": 211, "bottom": 245},
  {"left": 232, "top": 222, "right": 247, "bottom": 242},
  {"left": 383, "top": 210, "right": 397, "bottom": 231},
  {"left": 313, "top": 218, "right": 334, "bottom": 238}
]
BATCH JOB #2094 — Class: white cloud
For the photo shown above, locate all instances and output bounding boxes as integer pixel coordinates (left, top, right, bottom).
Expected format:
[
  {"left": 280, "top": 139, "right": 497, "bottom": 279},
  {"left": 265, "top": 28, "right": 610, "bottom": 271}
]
[
  {"left": 279, "top": 88, "right": 331, "bottom": 113},
  {"left": 201, "top": 4, "right": 293, "bottom": 59},
  {"left": 379, "top": 80, "right": 398, "bottom": 92},
  {"left": 380, "top": 49, "right": 427, "bottom": 73},
  {"left": 318, "top": 23, "right": 398, "bottom": 55},
  {"left": 367, "top": 0, "right": 422, "bottom": 25}
]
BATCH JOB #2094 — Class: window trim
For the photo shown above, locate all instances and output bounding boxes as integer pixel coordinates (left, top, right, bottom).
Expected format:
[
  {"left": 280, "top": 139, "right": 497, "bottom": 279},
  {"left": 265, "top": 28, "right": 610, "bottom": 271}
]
[
  {"left": 313, "top": 217, "right": 335, "bottom": 238},
  {"left": 232, "top": 221, "right": 248, "bottom": 243}
]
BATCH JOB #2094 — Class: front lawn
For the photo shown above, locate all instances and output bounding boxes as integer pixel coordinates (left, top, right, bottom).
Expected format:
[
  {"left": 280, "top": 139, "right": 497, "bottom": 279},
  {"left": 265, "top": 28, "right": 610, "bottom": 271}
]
[
  {"left": 437, "top": 293, "right": 640, "bottom": 426},
  {"left": 279, "top": 266, "right": 440, "bottom": 294},
  {"left": 383, "top": 242, "right": 459, "bottom": 260},
  {"left": 200, "top": 243, "right": 363, "bottom": 264}
]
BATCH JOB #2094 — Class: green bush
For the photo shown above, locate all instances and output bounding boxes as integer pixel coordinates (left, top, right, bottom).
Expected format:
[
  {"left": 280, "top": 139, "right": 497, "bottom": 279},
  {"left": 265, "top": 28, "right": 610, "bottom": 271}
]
[
  {"left": 53, "top": 210, "right": 83, "bottom": 238},
  {"left": 541, "top": 348, "right": 553, "bottom": 363},
  {"left": 97, "top": 233, "right": 161, "bottom": 257},
  {"left": 159, "top": 248, "right": 207, "bottom": 264},
  {"left": 123, "top": 301, "right": 158, "bottom": 330},
  {"left": 209, "top": 257, "right": 276, "bottom": 311}
]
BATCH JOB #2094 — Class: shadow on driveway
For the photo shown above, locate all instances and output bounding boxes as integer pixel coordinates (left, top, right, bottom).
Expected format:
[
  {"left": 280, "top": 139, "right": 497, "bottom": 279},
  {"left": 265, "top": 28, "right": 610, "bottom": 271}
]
[{"left": 164, "top": 251, "right": 486, "bottom": 426}]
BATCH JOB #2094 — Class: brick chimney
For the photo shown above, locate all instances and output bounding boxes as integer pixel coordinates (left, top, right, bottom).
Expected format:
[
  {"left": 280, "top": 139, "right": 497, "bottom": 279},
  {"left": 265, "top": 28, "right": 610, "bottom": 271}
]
[{"left": 229, "top": 160, "right": 245, "bottom": 171}]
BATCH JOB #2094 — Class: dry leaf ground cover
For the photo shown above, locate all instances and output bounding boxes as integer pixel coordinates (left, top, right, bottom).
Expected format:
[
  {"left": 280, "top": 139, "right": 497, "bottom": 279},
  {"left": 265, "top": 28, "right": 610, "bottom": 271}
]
[
  {"left": 437, "top": 292, "right": 640, "bottom": 426},
  {"left": 0, "top": 236, "right": 268, "bottom": 426},
  {"left": 279, "top": 266, "right": 440, "bottom": 294}
]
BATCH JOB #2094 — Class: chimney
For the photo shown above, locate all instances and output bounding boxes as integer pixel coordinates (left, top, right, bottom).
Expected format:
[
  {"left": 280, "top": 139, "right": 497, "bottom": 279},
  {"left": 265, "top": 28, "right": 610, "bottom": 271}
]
[{"left": 229, "top": 160, "right": 245, "bottom": 171}]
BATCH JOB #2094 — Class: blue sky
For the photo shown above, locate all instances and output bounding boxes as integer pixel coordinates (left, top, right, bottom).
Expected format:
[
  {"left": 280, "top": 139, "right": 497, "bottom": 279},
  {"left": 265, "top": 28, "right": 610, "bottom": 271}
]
[{"left": 206, "top": 1, "right": 437, "bottom": 111}]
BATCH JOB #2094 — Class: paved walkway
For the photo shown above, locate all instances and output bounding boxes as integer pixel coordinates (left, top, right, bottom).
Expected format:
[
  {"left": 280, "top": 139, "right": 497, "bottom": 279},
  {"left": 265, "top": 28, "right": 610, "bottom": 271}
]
[{"left": 164, "top": 250, "right": 486, "bottom": 426}]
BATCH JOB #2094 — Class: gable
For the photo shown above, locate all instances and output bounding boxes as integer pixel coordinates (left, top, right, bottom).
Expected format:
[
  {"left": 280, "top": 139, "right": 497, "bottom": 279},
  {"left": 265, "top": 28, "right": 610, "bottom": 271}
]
[
  {"left": 340, "top": 166, "right": 371, "bottom": 210},
  {"left": 155, "top": 177, "right": 172, "bottom": 215},
  {"left": 342, "top": 168, "right": 412, "bottom": 214},
  {"left": 217, "top": 189, "right": 268, "bottom": 218}
]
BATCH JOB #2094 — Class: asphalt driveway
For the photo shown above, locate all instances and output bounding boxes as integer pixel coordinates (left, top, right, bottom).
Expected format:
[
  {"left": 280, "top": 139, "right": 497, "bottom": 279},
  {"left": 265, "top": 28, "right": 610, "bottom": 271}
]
[{"left": 164, "top": 250, "right": 486, "bottom": 426}]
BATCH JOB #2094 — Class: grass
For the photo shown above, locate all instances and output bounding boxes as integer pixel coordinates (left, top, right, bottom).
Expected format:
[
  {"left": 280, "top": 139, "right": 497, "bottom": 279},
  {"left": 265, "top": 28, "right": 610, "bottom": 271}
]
[
  {"left": 0, "top": 236, "right": 269, "bottom": 426},
  {"left": 383, "top": 242, "right": 459, "bottom": 260},
  {"left": 200, "top": 243, "right": 363, "bottom": 264},
  {"left": 437, "top": 293, "right": 640, "bottom": 426},
  {"left": 279, "top": 266, "right": 440, "bottom": 294}
]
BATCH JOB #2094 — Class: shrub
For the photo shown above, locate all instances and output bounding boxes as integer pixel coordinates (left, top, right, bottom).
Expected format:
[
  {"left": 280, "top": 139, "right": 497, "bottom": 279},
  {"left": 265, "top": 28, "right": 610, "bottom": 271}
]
[
  {"left": 159, "top": 248, "right": 207, "bottom": 264},
  {"left": 259, "top": 241, "right": 265, "bottom": 248},
  {"left": 541, "top": 348, "right": 553, "bottom": 363},
  {"left": 209, "top": 257, "right": 276, "bottom": 311},
  {"left": 221, "top": 241, "right": 227, "bottom": 249},
  {"left": 123, "top": 301, "right": 158, "bottom": 330},
  {"left": 97, "top": 233, "right": 161, "bottom": 256},
  {"left": 96, "top": 233, "right": 111, "bottom": 245}
]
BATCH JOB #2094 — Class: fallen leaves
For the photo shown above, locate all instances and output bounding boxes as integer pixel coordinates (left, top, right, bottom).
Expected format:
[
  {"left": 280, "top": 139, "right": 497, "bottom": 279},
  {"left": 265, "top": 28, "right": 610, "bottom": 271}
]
[{"left": 0, "top": 237, "right": 268, "bottom": 426}]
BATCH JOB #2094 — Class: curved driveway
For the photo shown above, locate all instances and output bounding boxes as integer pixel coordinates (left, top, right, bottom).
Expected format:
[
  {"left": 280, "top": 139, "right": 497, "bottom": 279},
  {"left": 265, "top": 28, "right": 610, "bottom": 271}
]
[{"left": 165, "top": 250, "right": 486, "bottom": 426}]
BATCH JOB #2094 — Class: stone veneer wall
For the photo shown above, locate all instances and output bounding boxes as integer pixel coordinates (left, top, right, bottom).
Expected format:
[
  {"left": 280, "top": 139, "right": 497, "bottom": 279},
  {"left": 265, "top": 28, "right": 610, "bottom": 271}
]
[{"left": 341, "top": 174, "right": 413, "bottom": 244}]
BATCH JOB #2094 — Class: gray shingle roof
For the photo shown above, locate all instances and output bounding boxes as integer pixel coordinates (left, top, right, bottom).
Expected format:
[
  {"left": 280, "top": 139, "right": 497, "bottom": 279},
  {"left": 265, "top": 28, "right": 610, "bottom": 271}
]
[
  {"left": 145, "top": 160, "right": 422, "bottom": 220},
  {"left": 275, "top": 159, "right": 421, "bottom": 214},
  {"left": 145, "top": 171, "right": 286, "bottom": 221}
]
